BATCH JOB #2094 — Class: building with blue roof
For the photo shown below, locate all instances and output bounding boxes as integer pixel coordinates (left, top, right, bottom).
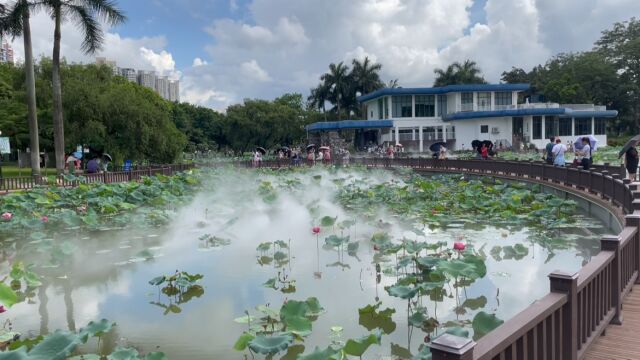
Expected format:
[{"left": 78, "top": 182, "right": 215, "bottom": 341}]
[{"left": 306, "top": 83, "right": 617, "bottom": 152}]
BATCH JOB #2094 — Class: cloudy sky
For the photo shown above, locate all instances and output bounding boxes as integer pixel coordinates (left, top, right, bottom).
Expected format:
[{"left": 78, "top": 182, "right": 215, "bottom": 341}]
[{"left": 5, "top": 0, "right": 640, "bottom": 111}]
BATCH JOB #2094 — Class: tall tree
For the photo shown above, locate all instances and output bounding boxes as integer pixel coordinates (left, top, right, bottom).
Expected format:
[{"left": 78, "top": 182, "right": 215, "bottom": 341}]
[
  {"left": 46, "top": 0, "right": 126, "bottom": 173},
  {"left": 1, "top": 0, "right": 41, "bottom": 176},
  {"left": 433, "top": 60, "right": 486, "bottom": 87},
  {"left": 351, "top": 57, "right": 384, "bottom": 118},
  {"left": 595, "top": 17, "right": 640, "bottom": 131},
  {"left": 320, "top": 62, "right": 350, "bottom": 120},
  {"left": 387, "top": 79, "right": 400, "bottom": 88},
  {"left": 308, "top": 83, "right": 330, "bottom": 121}
]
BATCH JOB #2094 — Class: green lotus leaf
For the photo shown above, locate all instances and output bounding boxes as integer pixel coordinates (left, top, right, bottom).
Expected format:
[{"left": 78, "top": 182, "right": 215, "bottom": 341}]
[
  {"left": 437, "top": 259, "right": 476, "bottom": 279},
  {"left": 297, "top": 346, "right": 341, "bottom": 360},
  {"left": 233, "top": 315, "right": 255, "bottom": 324},
  {"left": 274, "top": 240, "right": 289, "bottom": 249},
  {"left": 411, "top": 345, "right": 433, "bottom": 360},
  {"left": 263, "top": 277, "right": 277, "bottom": 289},
  {"left": 472, "top": 312, "right": 504, "bottom": 340},
  {"left": 256, "top": 242, "right": 272, "bottom": 252},
  {"left": 142, "top": 353, "right": 168, "bottom": 360},
  {"left": 68, "top": 355, "right": 101, "bottom": 360},
  {"left": 445, "top": 327, "right": 470, "bottom": 338},
  {"left": 343, "top": 331, "right": 382, "bottom": 357},
  {"left": 304, "top": 297, "right": 324, "bottom": 316},
  {"left": 320, "top": 216, "right": 337, "bottom": 227},
  {"left": 256, "top": 305, "right": 279, "bottom": 318},
  {"left": 5, "top": 330, "right": 81, "bottom": 360},
  {"left": 148, "top": 276, "right": 166, "bottom": 286},
  {"left": 385, "top": 284, "right": 418, "bottom": 299},
  {"left": 247, "top": 334, "right": 293, "bottom": 355},
  {"left": 408, "top": 311, "right": 428, "bottom": 327},
  {"left": 0, "top": 331, "right": 19, "bottom": 343},
  {"left": 0, "top": 283, "right": 18, "bottom": 308},
  {"left": 324, "top": 235, "right": 350, "bottom": 247},
  {"left": 274, "top": 251, "right": 288, "bottom": 262},
  {"left": 233, "top": 332, "right": 255, "bottom": 351},
  {"left": 358, "top": 303, "right": 396, "bottom": 334},
  {"left": 462, "top": 296, "right": 487, "bottom": 310},
  {"left": 391, "top": 343, "right": 413, "bottom": 359},
  {"left": 78, "top": 319, "right": 115, "bottom": 342},
  {"left": 347, "top": 242, "right": 359, "bottom": 256}
]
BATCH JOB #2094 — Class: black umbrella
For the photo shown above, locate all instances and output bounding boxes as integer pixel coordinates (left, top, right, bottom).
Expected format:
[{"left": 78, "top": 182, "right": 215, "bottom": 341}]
[
  {"left": 471, "top": 140, "right": 482, "bottom": 149},
  {"left": 102, "top": 153, "right": 113, "bottom": 162},
  {"left": 482, "top": 140, "right": 493, "bottom": 148},
  {"left": 280, "top": 146, "right": 290, "bottom": 152},
  {"left": 619, "top": 135, "right": 640, "bottom": 158},
  {"left": 306, "top": 144, "right": 316, "bottom": 151},
  {"left": 256, "top": 147, "right": 267, "bottom": 155},
  {"left": 429, "top": 142, "right": 447, "bottom": 152}
]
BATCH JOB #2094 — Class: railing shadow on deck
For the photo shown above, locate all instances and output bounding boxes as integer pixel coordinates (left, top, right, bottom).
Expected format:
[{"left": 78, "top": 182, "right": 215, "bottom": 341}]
[{"left": 241, "top": 157, "right": 638, "bottom": 360}]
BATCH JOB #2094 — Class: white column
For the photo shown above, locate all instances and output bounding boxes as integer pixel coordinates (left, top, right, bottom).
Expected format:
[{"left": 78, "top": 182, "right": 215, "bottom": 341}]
[
  {"left": 412, "top": 128, "right": 416, "bottom": 141},
  {"left": 411, "top": 95, "right": 416, "bottom": 118},
  {"left": 434, "top": 95, "right": 439, "bottom": 117},
  {"left": 419, "top": 126, "right": 424, "bottom": 152},
  {"left": 443, "top": 125, "right": 448, "bottom": 142},
  {"left": 473, "top": 92, "right": 478, "bottom": 111},
  {"left": 491, "top": 92, "right": 495, "bottom": 110},
  {"left": 395, "top": 127, "right": 400, "bottom": 145},
  {"left": 387, "top": 96, "right": 392, "bottom": 119},
  {"left": 571, "top": 117, "right": 575, "bottom": 136},
  {"left": 542, "top": 116, "right": 546, "bottom": 140},
  {"left": 591, "top": 116, "right": 595, "bottom": 134}
]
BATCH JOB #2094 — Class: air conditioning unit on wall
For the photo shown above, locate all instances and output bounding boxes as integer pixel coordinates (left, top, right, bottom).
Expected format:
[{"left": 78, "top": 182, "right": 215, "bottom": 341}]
[{"left": 491, "top": 127, "right": 500, "bottom": 134}]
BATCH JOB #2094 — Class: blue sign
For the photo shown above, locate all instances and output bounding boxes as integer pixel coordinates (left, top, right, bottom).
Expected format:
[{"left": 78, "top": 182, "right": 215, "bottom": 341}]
[{"left": 123, "top": 160, "right": 133, "bottom": 172}]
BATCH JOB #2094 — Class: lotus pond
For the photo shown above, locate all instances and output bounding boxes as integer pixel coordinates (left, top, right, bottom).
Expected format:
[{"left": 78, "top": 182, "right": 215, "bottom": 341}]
[{"left": 0, "top": 167, "right": 613, "bottom": 359}]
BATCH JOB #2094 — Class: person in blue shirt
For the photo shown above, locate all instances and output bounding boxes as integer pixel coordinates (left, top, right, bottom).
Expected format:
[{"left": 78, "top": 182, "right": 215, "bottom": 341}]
[{"left": 544, "top": 137, "right": 555, "bottom": 164}]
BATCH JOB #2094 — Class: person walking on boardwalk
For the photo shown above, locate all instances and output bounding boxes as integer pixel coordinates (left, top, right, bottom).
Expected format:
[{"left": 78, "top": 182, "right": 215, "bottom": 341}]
[
  {"left": 544, "top": 137, "right": 555, "bottom": 164},
  {"left": 625, "top": 145, "right": 639, "bottom": 182},
  {"left": 552, "top": 138, "right": 567, "bottom": 167}
]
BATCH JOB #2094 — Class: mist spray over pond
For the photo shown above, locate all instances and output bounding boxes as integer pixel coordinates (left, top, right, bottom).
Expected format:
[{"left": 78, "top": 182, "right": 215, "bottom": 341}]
[{"left": 1, "top": 167, "right": 610, "bottom": 359}]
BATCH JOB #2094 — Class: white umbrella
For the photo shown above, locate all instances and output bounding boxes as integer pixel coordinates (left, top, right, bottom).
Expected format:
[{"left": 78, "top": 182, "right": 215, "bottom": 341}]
[{"left": 574, "top": 135, "right": 598, "bottom": 150}]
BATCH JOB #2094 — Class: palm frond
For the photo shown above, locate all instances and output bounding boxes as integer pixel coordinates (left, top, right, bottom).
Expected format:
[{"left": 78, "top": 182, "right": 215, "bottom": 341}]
[
  {"left": 80, "top": 0, "right": 126, "bottom": 25},
  {"left": 66, "top": 3, "right": 103, "bottom": 53}
]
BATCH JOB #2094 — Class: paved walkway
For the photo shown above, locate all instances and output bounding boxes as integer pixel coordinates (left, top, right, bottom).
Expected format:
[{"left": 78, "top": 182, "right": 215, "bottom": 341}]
[{"left": 585, "top": 285, "right": 640, "bottom": 360}]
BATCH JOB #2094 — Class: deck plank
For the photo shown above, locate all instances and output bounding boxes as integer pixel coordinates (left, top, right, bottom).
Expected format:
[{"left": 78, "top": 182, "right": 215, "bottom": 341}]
[{"left": 584, "top": 285, "right": 640, "bottom": 360}]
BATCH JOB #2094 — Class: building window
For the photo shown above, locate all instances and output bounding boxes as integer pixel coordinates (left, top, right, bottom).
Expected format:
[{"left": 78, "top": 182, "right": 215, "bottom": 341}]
[
  {"left": 392, "top": 95, "right": 412, "bottom": 117},
  {"left": 480, "top": 125, "right": 489, "bottom": 134},
  {"left": 559, "top": 118, "right": 572, "bottom": 136},
  {"left": 370, "top": 110, "right": 373, "bottom": 119},
  {"left": 461, "top": 92, "right": 473, "bottom": 112},
  {"left": 377, "top": 99, "right": 384, "bottom": 119},
  {"left": 415, "top": 95, "right": 435, "bottom": 117},
  {"left": 478, "top": 92, "right": 491, "bottom": 111},
  {"left": 533, "top": 116, "right": 542, "bottom": 140},
  {"left": 594, "top": 117, "right": 607, "bottom": 135},
  {"left": 495, "top": 92, "right": 513, "bottom": 109},
  {"left": 399, "top": 129, "right": 413, "bottom": 141},
  {"left": 545, "top": 116, "right": 558, "bottom": 139},
  {"left": 423, "top": 127, "right": 436, "bottom": 140},
  {"left": 574, "top": 118, "right": 591, "bottom": 135},
  {"left": 449, "top": 126, "right": 456, "bottom": 140},
  {"left": 437, "top": 95, "right": 447, "bottom": 116}
]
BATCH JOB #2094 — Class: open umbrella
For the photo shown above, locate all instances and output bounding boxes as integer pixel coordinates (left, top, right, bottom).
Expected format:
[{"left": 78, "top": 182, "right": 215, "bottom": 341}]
[
  {"left": 306, "top": 144, "right": 316, "bottom": 151},
  {"left": 102, "top": 153, "right": 113, "bottom": 162},
  {"left": 482, "top": 140, "right": 493, "bottom": 148},
  {"left": 574, "top": 135, "right": 598, "bottom": 151},
  {"left": 619, "top": 135, "right": 640, "bottom": 158},
  {"left": 280, "top": 146, "right": 290, "bottom": 152},
  {"left": 429, "top": 142, "right": 447, "bottom": 152},
  {"left": 73, "top": 151, "right": 83, "bottom": 159},
  {"left": 471, "top": 140, "right": 482, "bottom": 149},
  {"left": 256, "top": 147, "right": 267, "bottom": 155},
  {"left": 395, "top": 144, "right": 403, "bottom": 148},
  {"left": 319, "top": 146, "right": 330, "bottom": 151}
]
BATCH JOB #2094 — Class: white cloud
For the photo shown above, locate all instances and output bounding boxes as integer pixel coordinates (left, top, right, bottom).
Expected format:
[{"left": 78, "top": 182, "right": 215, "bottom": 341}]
[
  {"left": 192, "top": 57, "right": 208, "bottom": 67},
  {"left": 240, "top": 60, "right": 271, "bottom": 82}
]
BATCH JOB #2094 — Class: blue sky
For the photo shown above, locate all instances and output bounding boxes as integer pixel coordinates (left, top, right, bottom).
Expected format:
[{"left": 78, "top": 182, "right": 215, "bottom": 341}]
[{"left": 14, "top": 0, "right": 639, "bottom": 110}]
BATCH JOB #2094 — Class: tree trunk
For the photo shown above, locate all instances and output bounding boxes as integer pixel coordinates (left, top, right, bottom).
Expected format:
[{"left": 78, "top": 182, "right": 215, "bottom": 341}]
[
  {"left": 22, "top": 9, "right": 41, "bottom": 177},
  {"left": 52, "top": 7, "right": 65, "bottom": 174}
]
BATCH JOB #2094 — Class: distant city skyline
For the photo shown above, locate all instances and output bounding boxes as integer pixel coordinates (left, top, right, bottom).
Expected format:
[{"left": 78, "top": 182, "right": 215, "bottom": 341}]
[
  {"left": 96, "top": 57, "right": 179, "bottom": 102},
  {"left": 0, "top": 35, "right": 14, "bottom": 64}
]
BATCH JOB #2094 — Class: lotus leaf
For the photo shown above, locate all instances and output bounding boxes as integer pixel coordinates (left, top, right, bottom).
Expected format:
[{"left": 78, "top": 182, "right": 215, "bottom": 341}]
[
  {"left": 233, "top": 332, "right": 255, "bottom": 351},
  {"left": 148, "top": 276, "right": 166, "bottom": 286},
  {"left": 462, "top": 296, "right": 487, "bottom": 310},
  {"left": 391, "top": 343, "right": 413, "bottom": 359},
  {"left": 320, "top": 216, "right": 337, "bottom": 227},
  {"left": 247, "top": 334, "right": 293, "bottom": 354},
  {"left": 343, "top": 331, "right": 382, "bottom": 357},
  {"left": 274, "top": 251, "right": 288, "bottom": 262},
  {"left": 385, "top": 284, "right": 419, "bottom": 299},
  {"left": 0, "top": 283, "right": 18, "bottom": 308},
  {"left": 305, "top": 297, "right": 325, "bottom": 316},
  {"left": 324, "top": 235, "right": 350, "bottom": 247},
  {"left": 297, "top": 346, "right": 341, "bottom": 360},
  {"left": 472, "top": 312, "right": 504, "bottom": 340},
  {"left": 358, "top": 303, "right": 396, "bottom": 334},
  {"left": 257, "top": 242, "right": 272, "bottom": 252},
  {"left": 274, "top": 240, "right": 288, "bottom": 249},
  {"left": 445, "top": 327, "right": 470, "bottom": 338},
  {"left": 411, "top": 345, "right": 433, "bottom": 360},
  {"left": 0, "top": 330, "right": 81, "bottom": 360},
  {"left": 78, "top": 319, "right": 115, "bottom": 341}
]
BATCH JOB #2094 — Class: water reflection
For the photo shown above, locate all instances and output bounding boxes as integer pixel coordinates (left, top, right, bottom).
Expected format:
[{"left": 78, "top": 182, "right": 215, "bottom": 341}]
[{"left": 0, "top": 168, "right": 610, "bottom": 359}]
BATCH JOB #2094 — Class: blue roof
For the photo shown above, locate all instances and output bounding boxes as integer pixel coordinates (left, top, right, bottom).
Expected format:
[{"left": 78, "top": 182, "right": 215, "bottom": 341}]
[
  {"left": 306, "top": 120, "right": 393, "bottom": 132},
  {"left": 443, "top": 108, "right": 618, "bottom": 121},
  {"left": 357, "top": 83, "right": 530, "bottom": 103}
]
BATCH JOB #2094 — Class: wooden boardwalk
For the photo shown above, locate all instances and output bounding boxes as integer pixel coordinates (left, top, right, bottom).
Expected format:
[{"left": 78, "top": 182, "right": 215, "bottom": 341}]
[{"left": 585, "top": 285, "right": 640, "bottom": 360}]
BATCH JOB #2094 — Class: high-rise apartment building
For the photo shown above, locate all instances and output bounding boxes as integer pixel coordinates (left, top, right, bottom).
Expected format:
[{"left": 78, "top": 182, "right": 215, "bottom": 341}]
[
  {"left": 155, "top": 76, "right": 169, "bottom": 100},
  {"left": 119, "top": 68, "right": 137, "bottom": 83},
  {"left": 0, "top": 35, "right": 14, "bottom": 64},
  {"left": 95, "top": 57, "right": 118, "bottom": 75},
  {"left": 137, "top": 70, "right": 157, "bottom": 90},
  {"left": 169, "top": 81, "right": 180, "bottom": 102}
]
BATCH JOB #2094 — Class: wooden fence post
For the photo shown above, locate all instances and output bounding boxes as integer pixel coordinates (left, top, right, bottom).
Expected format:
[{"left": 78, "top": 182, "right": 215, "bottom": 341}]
[
  {"left": 602, "top": 234, "right": 623, "bottom": 325},
  {"left": 549, "top": 271, "right": 579, "bottom": 360},
  {"left": 430, "top": 334, "right": 475, "bottom": 360},
  {"left": 626, "top": 213, "right": 640, "bottom": 284}
]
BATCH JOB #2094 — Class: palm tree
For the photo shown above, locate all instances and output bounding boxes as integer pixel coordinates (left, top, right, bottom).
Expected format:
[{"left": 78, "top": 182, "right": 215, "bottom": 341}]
[
  {"left": 308, "top": 83, "right": 330, "bottom": 121},
  {"left": 1, "top": 0, "right": 42, "bottom": 176},
  {"left": 46, "top": 0, "right": 126, "bottom": 173},
  {"left": 351, "top": 57, "right": 384, "bottom": 95},
  {"left": 387, "top": 79, "right": 400, "bottom": 89},
  {"left": 320, "top": 62, "right": 350, "bottom": 120},
  {"left": 433, "top": 60, "right": 486, "bottom": 87}
]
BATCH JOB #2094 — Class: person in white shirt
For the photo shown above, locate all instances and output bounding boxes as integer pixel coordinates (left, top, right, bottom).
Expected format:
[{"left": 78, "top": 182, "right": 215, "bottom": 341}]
[
  {"left": 552, "top": 138, "right": 567, "bottom": 167},
  {"left": 577, "top": 137, "right": 592, "bottom": 170}
]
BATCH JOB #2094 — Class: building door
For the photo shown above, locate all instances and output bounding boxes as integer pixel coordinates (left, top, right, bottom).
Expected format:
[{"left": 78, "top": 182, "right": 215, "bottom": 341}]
[{"left": 512, "top": 117, "right": 524, "bottom": 150}]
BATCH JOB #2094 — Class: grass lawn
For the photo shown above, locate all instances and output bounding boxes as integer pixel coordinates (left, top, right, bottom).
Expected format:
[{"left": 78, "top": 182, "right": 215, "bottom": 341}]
[{"left": 0, "top": 165, "right": 58, "bottom": 178}]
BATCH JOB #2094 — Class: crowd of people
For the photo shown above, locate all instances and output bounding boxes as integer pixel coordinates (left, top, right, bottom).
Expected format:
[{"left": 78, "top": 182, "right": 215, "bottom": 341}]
[{"left": 542, "top": 136, "right": 593, "bottom": 169}]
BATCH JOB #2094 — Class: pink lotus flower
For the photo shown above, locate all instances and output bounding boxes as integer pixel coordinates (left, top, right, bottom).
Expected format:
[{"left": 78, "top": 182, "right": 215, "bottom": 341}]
[
  {"left": 312, "top": 226, "right": 321, "bottom": 234},
  {"left": 1, "top": 213, "right": 12, "bottom": 221},
  {"left": 41, "top": 215, "right": 49, "bottom": 223},
  {"left": 453, "top": 242, "right": 466, "bottom": 251},
  {"left": 0, "top": 306, "right": 6, "bottom": 314}
]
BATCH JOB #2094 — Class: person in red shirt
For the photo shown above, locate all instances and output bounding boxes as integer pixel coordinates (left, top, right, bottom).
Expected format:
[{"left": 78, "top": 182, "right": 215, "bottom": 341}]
[{"left": 481, "top": 144, "right": 489, "bottom": 160}]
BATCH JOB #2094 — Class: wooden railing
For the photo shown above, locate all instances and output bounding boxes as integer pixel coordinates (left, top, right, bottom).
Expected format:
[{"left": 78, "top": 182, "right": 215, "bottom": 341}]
[
  {"left": 0, "top": 163, "right": 194, "bottom": 193},
  {"left": 238, "top": 157, "right": 639, "bottom": 360}
]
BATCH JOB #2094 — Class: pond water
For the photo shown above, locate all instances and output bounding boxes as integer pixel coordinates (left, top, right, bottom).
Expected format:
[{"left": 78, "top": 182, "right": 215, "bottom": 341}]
[{"left": 1, "top": 168, "right": 612, "bottom": 359}]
